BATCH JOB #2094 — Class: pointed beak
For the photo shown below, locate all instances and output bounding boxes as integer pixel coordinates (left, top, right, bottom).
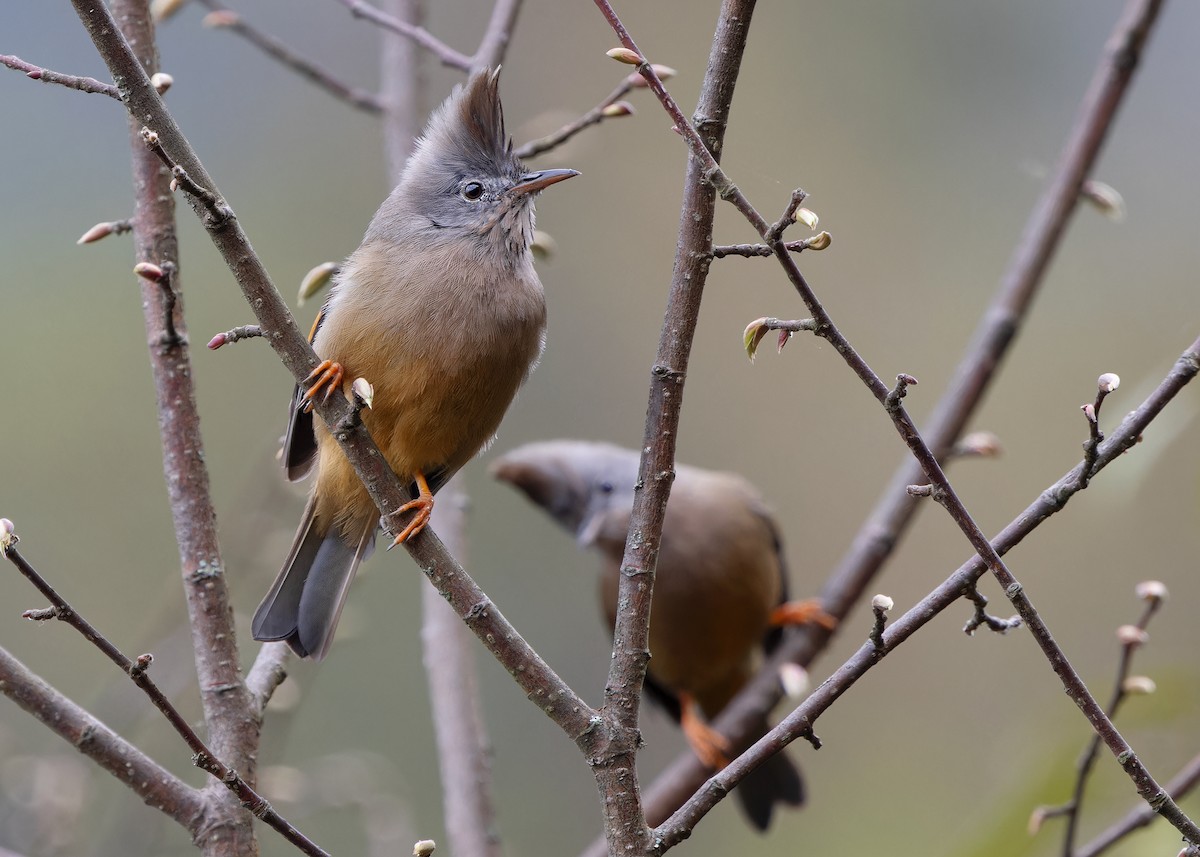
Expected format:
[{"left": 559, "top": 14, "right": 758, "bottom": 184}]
[{"left": 510, "top": 168, "right": 580, "bottom": 196}]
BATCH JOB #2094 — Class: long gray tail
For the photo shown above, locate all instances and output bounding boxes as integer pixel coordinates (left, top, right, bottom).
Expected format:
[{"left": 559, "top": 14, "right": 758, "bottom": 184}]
[{"left": 252, "top": 497, "right": 374, "bottom": 660}]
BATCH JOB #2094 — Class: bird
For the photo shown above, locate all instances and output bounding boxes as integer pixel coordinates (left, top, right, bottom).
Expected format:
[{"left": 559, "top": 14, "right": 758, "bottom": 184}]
[
  {"left": 491, "top": 440, "right": 836, "bottom": 830},
  {"left": 252, "top": 69, "right": 577, "bottom": 661}
]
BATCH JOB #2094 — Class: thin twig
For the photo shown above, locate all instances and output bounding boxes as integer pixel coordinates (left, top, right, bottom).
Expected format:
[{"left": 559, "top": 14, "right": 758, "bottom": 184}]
[
  {"left": 587, "top": 1, "right": 758, "bottom": 853},
  {"left": 1056, "top": 589, "right": 1166, "bottom": 855},
  {"left": 653, "top": 335, "right": 1200, "bottom": 850},
  {"left": 0, "top": 54, "right": 119, "bottom": 98},
  {"left": 198, "top": 1, "right": 383, "bottom": 113},
  {"left": 0, "top": 645, "right": 203, "bottom": 825},
  {"left": 712, "top": 239, "right": 812, "bottom": 258},
  {"left": 592, "top": 0, "right": 1173, "bottom": 837},
  {"left": 1079, "top": 751, "right": 1200, "bottom": 857},
  {"left": 514, "top": 78, "right": 635, "bottom": 159},
  {"left": 334, "top": 0, "right": 471, "bottom": 70},
  {"left": 2, "top": 536, "right": 329, "bottom": 857}
]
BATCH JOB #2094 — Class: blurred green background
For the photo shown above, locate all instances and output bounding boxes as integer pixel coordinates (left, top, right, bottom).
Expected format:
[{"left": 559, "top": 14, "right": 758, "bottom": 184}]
[{"left": 2, "top": 1, "right": 1199, "bottom": 855}]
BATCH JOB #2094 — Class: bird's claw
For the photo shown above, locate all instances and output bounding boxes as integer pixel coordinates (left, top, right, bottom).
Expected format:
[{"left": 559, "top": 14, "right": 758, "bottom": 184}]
[
  {"left": 301, "top": 360, "right": 345, "bottom": 412},
  {"left": 388, "top": 495, "right": 433, "bottom": 547},
  {"left": 769, "top": 598, "right": 838, "bottom": 631},
  {"left": 680, "top": 694, "right": 731, "bottom": 771}
]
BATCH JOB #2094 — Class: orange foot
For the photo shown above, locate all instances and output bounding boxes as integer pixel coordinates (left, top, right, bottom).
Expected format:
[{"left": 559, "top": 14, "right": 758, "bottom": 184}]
[
  {"left": 679, "top": 693, "right": 730, "bottom": 771},
  {"left": 769, "top": 598, "right": 838, "bottom": 631},
  {"left": 389, "top": 471, "right": 434, "bottom": 547},
  {"left": 301, "top": 359, "right": 345, "bottom": 412}
]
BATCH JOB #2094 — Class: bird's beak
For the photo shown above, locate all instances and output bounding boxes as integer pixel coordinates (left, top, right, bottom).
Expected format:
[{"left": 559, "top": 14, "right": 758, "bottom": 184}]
[{"left": 510, "top": 168, "right": 580, "bottom": 196}]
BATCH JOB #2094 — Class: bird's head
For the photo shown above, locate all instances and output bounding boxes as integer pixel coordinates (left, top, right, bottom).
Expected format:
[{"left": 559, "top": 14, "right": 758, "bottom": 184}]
[{"left": 371, "top": 68, "right": 577, "bottom": 261}]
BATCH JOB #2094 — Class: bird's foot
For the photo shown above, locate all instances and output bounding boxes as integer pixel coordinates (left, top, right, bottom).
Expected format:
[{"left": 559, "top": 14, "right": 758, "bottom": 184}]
[
  {"left": 769, "top": 598, "right": 838, "bottom": 630},
  {"left": 387, "top": 471, "right": 434, "bottom": 547},
  {"left": 301, "top": 360, "right": 345, "bottom": 412},
  {"left": 680, "top": 694, "right": 731, "bottom": 771}
]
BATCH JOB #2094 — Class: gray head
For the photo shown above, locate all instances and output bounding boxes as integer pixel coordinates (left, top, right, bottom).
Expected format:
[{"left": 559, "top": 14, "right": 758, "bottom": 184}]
[
  {"left": 491, "top": 440, "right": 644, "bottom": 546},
  {"left": 367, "top": 68, "right": 577, "bottom": 260}
]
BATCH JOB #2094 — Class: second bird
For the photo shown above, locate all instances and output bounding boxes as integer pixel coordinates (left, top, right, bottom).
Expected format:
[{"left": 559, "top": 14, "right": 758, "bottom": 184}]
[
  {"left": 493, "top": 440, "right": 835, "bottom": 830},
  {"left": 252, "top": 69, "right": 577, "bottom": 661}
]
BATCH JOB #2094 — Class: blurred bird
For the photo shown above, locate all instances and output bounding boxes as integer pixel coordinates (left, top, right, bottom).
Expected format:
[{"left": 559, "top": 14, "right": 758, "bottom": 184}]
[
  {"left": 252, "top": 70, "right": 577, "bottom": 660},
  {"left": 491, "top": 440, "right": 836, "bottom": 830}
]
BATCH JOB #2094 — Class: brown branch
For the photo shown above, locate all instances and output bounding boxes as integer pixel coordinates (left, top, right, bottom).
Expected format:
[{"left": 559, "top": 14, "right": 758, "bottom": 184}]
[
  {"left": 514, "top": 78, "right": 635, "bottom": 160},
  {"left": 197, "top": 2, "right": 383, "bottom": 113},
  {"left": 333, "top": 0, "right": 472, "bottom": 70},
  {"left": 0, "top": 53, "right": 119, "bottom": 98},
  {"left": 1054, "top": 586, "right": 1167, "bottom": 855},
  {"left": 0, "top": 645, "right": 203, "bottom": 826},
  {"left": 587, "top": 1, "right": 758, "bottom": 853},
  {"left": 71, "top": 0, "right": 598, "bottom": 751},
  {"left": 1079, "top": 751, "right": 1200, "bottom": 857},
  {"left": 598, "top": 0, "right": 1173, "bottom": 835},
  {"left": 712, "top": 238, "right": 819, "bottom": 258},
  {"left": 2, "top": 533, "right": 329, "bottom": 856},
  {"left": 653, "top": 335, "right": 1200, "bottom": 850},
  {"left": 470, "top": 0, "right": 524, "bottom": 70}
]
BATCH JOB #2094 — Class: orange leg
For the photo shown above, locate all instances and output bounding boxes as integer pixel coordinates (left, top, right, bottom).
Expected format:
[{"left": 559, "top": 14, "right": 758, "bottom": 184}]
[
  {"left": 769, "top": 598, "right": 838, "bottom": 631},
  {"left": 679, "top": 693, "right": 730, "bottom": 771},
  {"left": 389, "top": 470, "right": 435, "bottom": 547},
  {"left": 301, "top": 359, "right": 345, "bottom": 412}
]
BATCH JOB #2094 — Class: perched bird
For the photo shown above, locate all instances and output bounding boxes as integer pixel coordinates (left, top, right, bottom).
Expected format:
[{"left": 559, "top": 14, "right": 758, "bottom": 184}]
[
  {"left": 491, "top": 440, "right": 835, "bottom": 830},
  {"left": 252, "top": 70, "right": 577, "bottom": 660}
]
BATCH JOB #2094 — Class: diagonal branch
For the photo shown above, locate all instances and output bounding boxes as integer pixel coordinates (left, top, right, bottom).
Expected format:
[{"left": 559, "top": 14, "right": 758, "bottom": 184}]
[
  {"left": 334, "top": 0, "right": 472, "bottom": 70},
  {"left": 594, "top": 0, "right": 1172, "bottom": 835},
  {"left": 70, "top": 0, "right": 597, "bottom": 751}
]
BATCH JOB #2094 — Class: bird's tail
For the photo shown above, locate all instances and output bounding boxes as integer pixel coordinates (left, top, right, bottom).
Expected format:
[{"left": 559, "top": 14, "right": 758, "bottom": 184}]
[
  {"left": 734, "top": 713, "right": 805, "bottom": 831},
  {"left": 252, "top": 496, "right": 375, "bottom": 661}
]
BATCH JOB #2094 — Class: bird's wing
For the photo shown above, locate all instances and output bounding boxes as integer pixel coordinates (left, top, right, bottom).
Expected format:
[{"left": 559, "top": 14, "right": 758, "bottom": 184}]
[
  {"left": 753, "top": 500, "right": 790, "bottom": 657},
  {"left": 281, "top": 305, "right": 327, "bottom": 481}
]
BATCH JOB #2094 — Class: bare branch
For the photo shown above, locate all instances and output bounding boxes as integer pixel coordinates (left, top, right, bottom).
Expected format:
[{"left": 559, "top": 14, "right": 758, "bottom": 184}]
[
  {"left": 0, "top": 53, "right": 119, "bottom": 98},
  {"left": 0, "top": 645, "right": 202, "bottom": 825},
  {"left": 197, "top": 2, "right": 383, "bottom": 113},
  {"left": 71, "top": 0, "right": 599, "bottom": 750},
  {"left": 514, "top": 78, "right": 636, "bottom": 160},
  {"left": 606, "top": 0, "right": 1173, "bottom": 834},
  {"left": 334, "top": 0, "right": 471, "bottom": 70}
]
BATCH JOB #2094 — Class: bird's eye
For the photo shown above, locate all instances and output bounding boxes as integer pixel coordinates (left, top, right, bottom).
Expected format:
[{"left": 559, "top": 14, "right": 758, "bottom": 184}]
[
  {"left": 598, "top": 481, "right": 614, "bottom": 495},
  {"left": 461, "top": 181, "right": 484, "bottom": 201}
]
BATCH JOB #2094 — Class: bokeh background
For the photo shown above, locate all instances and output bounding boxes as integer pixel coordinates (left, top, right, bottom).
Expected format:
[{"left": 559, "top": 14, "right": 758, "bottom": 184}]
[{"left": 3, "top": 1, "right": 1199, "bottom": 855}]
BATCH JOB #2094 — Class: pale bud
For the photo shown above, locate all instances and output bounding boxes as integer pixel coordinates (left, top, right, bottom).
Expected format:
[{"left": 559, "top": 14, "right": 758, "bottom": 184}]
[
  {"left": 1097, "top": 373, "right": 1120, "bottom": 394},
  {"left": 203, "top": 10, "right": 240, "bottom": 27},
  {"left": 806, "top": 231, "right": 832, "bottom": 251},
  {"left": 871, "top": 594, "right": 894, "bottom": 612},
  {"left": 150, "top": 0, "right": 189, "bottom": 22},
  {"left": 1081, "top": 402, "right": 1096, "bottom": 422},
  {"left": 133, "top": 262, "right": 165, "bottom": 282},
  {"left": 778, "top": 663, "right": 809, "bottom": 698},
  {"left": 352, "top": 378, "right": 374, "bottom": 410},
  {"left": 0, "top": 518, "right": 15, "bottom": 553},
  {"left": 627, "top": 64, "right": 677, "bottom": 87},
  {"left": 140, "top": 127, "right": 160, "bottom": 147},
  {"left": 150, "top": 72, "right": 174, "bottom": 95},
  {"left": 793, "top": 208, "right": 819, "bottom": 230},
  {"left": 1027, "top": 806, "right": 1048, "bottom": 836},
  {"left": 743, "top": 317, "right": 770, "bottom": 362},
  {"left": 169, "top": 177, "right": 180, "bottom": 193},
  {"left": 1135, "top": 580, "right": 1168, "bottom": 604},
  {"left": 297, "top": 262, "right": 337, "bottom": 306},
  {"left": 77, "top": 221, "right": 115, "bottom": 245},
  {"left": 1122, "top": 675, "right": 1156, "bottom": 695},
  {"left": 530, "top": 230, "right": 558, "bottom": 260},
  {"left": 1115, "top": 625, "right": 1148, "bottom": 646},
  {"left": 957, "top": 431, "right": 1004, "bottom": 458},
  {"left": 606, "top": 47, "right": 643, "bottom": 66},
  {"left": 1081, "top": 179, "right": 1126, "bottom": 221},
  {"left": 413, "top": 841, "right": 436, "bottom": 857},
  {"left": 601, "top": 101, "right": 635, "bottom": 118}
]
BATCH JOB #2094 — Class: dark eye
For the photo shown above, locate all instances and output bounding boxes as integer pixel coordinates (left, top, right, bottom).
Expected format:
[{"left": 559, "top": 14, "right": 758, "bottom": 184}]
[
  {"left": 598, "top": 481, "right": 614, "bottom": 495},
  {"left": 461, "top": 181, "right": 484, "bottom": 201}
]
